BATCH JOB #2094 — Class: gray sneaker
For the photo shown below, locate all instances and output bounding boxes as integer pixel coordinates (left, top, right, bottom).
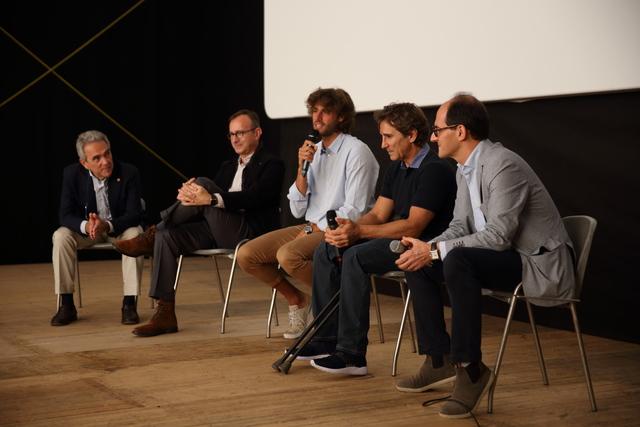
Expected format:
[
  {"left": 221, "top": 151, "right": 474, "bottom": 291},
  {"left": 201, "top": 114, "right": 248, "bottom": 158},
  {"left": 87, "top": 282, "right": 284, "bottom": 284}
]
[
  {"left": 396, "top": 355, "right": 456, "bottom": 392},
  {"left": 439, "top": 361, "right": 494, "bottom": 419},
  {"left": 283, "top": 304, "right": 310, "bottom": 339}
]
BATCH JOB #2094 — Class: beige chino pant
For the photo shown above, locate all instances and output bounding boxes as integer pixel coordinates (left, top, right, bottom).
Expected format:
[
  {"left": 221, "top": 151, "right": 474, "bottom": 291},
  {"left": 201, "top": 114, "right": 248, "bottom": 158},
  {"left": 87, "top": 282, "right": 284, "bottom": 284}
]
[
  {"left": 52, "top": 226, "right": 143, "bottom": 296},
  {"left": 237, "top": 224, "right": 324, "bottom": 289}
]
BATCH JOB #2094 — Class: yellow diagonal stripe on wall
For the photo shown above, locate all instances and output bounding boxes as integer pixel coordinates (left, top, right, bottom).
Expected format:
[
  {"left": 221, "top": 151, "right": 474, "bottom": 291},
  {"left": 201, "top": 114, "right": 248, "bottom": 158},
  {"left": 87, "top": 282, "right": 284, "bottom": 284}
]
[
  {"left": 0, "top": 1, "right": 188, "bottom": 180},
  {"left": 0, "top": 0, "right": 145, "bottom": 109}
]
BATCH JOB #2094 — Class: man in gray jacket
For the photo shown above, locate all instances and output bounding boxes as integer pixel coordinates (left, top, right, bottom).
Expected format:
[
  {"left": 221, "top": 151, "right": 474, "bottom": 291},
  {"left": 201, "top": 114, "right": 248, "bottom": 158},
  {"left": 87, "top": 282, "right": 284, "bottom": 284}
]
[{"left": 394, "top": 94, "right": 575, "bottom": 419}]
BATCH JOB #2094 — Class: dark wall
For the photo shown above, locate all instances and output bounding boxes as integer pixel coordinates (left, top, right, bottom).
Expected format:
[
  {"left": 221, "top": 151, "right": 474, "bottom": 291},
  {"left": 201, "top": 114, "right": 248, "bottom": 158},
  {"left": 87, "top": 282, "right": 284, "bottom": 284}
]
[{"left": 1, "top": 1, "right": 638, "bottom": 343}]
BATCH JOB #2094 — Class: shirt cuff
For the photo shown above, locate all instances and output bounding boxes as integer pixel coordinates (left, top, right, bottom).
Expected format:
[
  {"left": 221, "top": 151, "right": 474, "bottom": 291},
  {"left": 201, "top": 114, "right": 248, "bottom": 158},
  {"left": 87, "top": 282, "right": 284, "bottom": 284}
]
[
  {"left": 106, "top": 221, "right": 114, "bottom": 233},
  {"left": 214, "top": 193, "right": 224, "bottom": 208},
  {"left": 80, "top": 220, "right": 88, "bottom": 235},
  {"left": 437, "top": 241, "right": 449, "bottom": 260}
]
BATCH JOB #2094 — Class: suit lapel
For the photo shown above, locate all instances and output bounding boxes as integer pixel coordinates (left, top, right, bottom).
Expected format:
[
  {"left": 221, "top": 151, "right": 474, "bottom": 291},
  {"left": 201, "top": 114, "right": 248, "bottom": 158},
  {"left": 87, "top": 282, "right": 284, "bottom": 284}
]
[
  {"left": 475, "top": 142, "right": 490, "bottom": 219},
  {"left": 107, "top": 162, "right": 122, "bottom": 213},
  {"left": 81, "top": 169, "right": 97, "bottom": 216},
  {"left": 241, "top": 147, "right": 264, "bottom": 191},
  {"left": 476, "top": 142, "right": 491, "bottom": 206}
]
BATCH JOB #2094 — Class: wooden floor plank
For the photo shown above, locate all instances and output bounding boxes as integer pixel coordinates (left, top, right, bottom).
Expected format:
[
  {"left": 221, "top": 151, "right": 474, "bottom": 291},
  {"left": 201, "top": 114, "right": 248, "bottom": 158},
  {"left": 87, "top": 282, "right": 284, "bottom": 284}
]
[{"left": 1, "top": 259, "right": 638, "bottom": 426}]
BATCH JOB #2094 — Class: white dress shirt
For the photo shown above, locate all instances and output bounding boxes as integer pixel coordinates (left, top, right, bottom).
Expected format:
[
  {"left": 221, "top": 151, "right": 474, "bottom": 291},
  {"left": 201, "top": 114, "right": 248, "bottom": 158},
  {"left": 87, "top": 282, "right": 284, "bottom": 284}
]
[{"left": 214, "top": 152, "right": 253, "bottom": 208}]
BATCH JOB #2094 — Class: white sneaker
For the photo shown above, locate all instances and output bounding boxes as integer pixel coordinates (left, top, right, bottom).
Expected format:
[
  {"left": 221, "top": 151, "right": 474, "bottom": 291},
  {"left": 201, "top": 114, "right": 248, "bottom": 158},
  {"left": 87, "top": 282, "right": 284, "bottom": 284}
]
[{"left": 283, "top": 304, "right": 310, "bottom": 339}]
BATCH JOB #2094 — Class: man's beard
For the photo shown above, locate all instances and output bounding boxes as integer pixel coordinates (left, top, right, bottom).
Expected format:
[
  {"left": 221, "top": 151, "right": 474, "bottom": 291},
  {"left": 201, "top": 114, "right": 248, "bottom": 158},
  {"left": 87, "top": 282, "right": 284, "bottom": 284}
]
[{"left": 318, "top": 120, "right": 339, "bottom": 137}]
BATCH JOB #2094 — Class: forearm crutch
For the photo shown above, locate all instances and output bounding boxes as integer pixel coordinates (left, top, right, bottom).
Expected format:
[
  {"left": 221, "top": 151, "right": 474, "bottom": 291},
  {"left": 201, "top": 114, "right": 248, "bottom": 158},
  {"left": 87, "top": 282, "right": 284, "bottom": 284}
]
[
  {"left": 272, "top": 209, "right": 341, "bottom": 374},
  {"left": 271, "top": 289, "right": 340, "bottom": 374}
]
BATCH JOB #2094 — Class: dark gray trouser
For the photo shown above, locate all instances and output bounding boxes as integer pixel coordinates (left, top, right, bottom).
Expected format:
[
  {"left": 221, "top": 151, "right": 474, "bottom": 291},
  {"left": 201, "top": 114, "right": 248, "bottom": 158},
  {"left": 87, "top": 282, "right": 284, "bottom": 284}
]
[
  {"left": 405, "top": 247, "right": 522, "bottom": 364},
  {"left": 149, "top": 177, "right": 252, "bottom": 301},
  {"left": 311, "top": 238, "right": 399, "bottom": 356}
]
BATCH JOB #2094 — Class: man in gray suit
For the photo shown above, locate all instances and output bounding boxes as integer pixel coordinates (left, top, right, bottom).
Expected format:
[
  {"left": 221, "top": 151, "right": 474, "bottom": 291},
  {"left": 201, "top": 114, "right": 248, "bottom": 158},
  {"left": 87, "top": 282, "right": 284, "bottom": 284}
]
[{"left": 394, "top": 94, "right": 575, "bottom": 419}]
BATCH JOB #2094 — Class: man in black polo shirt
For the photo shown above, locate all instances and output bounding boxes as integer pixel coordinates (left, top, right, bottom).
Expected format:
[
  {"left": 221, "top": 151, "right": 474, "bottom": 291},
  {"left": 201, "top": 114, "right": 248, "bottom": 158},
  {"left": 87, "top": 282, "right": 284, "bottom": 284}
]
[{"left": 298, "top": 102, "right": 457, "bottom": 375}]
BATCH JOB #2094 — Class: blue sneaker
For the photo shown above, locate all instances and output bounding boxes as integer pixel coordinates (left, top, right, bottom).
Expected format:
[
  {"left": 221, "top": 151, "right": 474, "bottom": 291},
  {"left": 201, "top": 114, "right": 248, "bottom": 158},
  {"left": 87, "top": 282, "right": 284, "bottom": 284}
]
[{"left": 310, "top": 351, "right": 368, "bottom": 375}]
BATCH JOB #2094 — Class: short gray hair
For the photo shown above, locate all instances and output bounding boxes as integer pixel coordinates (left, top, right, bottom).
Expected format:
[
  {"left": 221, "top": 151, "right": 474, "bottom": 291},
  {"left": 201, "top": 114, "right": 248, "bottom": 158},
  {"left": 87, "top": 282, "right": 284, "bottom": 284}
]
[{"left": 76, "top": 130, "right": 110, "bottom": 161}]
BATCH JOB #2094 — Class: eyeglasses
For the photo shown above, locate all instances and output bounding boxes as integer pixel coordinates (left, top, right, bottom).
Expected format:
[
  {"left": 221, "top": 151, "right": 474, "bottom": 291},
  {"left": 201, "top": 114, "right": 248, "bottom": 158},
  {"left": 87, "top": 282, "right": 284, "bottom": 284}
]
[
  {"left": 227, "top": 128, "right": 256, "bottom": 140},
  {"left": 432, "top": 124, "right": 460, "bottom": 137}
]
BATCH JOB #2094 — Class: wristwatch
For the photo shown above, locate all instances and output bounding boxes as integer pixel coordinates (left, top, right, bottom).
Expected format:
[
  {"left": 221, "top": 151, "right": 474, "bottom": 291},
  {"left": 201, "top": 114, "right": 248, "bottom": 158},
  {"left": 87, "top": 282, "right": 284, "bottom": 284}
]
[
  {"left": 430, "top": 242, "right": 440, "bottom": 261},
  {"left": 303, "top": 222, "right": 313, "bottom": 234}
]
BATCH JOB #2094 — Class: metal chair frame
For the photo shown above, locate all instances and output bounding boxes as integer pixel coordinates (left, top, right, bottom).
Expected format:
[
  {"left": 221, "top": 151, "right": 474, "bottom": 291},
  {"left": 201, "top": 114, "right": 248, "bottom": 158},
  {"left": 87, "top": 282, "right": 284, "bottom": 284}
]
[
  {"left": 171, "top": 239, "right": 279, "bottom": 337},
  {"left": 485, "top": 215, "right": 598, "bottom": 413},
  {"left": 61, "top": 242, "right": 145, "bottom": 310},
  {"left": 371, "top": 271, "right": 417, "bottom": 376},
  {"left": 390, "top": 216, "right": 598, "bottom": 412}
]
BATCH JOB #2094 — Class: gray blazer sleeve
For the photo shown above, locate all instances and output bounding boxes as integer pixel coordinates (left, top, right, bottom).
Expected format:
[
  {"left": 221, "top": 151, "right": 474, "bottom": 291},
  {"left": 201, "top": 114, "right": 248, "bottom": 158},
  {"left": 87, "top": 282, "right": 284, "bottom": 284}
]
[{"left": 434, "top": 153, "right": 529, "bottom": 251}]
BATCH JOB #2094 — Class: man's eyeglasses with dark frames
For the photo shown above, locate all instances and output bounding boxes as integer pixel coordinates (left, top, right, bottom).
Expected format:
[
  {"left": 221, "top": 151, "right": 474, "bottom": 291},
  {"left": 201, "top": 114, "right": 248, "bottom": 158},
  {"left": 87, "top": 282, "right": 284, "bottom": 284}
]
[
  {"left": 432, "top": 124, "right": 460, "bottom": 137},
  {"left": 227, "top": 127, "right": 257, "bottom": 140}
]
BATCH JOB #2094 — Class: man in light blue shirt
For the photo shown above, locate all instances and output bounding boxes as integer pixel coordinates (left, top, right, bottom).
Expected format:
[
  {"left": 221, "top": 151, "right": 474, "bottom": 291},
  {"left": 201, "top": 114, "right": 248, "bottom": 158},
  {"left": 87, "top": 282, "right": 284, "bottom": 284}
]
[
  {"left": 238, "top": 88, "right": 378, "bottom": 339},
  {"left": 51, "top": 130, "right": 144, "bottom": 327},
  {"left": 395, "top": 94, "right": 575, "bottom": 419}
]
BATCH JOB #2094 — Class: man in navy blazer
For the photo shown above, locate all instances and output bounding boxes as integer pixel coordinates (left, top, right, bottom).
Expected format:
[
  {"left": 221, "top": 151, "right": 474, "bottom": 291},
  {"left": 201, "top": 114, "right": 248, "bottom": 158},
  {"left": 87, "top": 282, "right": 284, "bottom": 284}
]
[
  {"left": 394, "top": 94, "right": 575, "bottom": 419},
  {"left": 114, "top": 109, "right": 285, "bottom": 337},
  {"left": 52, "top": 130, "right": 144, "bottom": 326}
]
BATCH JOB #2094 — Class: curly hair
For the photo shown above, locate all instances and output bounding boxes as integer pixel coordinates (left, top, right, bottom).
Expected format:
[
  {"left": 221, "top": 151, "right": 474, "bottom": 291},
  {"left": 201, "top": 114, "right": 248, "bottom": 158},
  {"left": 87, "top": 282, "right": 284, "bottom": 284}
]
[{"left": 306, "top": 88, "right": 356, "bottom": 133}]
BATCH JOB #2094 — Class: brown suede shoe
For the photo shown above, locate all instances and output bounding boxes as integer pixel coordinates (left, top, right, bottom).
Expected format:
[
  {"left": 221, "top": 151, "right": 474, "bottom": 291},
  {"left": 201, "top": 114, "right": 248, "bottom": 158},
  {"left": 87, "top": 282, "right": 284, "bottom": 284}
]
[
  {"left": 132, "top": 299, "right": 178, "bottom": 337},
  {"left": 114, "top": 225, "right": 156, "bottom": 257}
]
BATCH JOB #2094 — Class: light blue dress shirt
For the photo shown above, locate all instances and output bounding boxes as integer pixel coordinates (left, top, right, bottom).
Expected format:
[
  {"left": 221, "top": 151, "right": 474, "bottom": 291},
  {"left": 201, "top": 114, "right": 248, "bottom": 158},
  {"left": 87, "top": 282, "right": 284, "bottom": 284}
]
[
  {"left": 80, "top": 171, "right": 114, "bottom": 234},
  {"left": 287, "top": 133, "right": 379, "bottom": 230},
  {"left": 459, "top": 140, "right": 487, "bottom": 233},
  {"left": 438, "top": 140, "right": 487, "bottom": 259},
  {"left": 402, "top": 145, "right": 430, "bottom": 169}
]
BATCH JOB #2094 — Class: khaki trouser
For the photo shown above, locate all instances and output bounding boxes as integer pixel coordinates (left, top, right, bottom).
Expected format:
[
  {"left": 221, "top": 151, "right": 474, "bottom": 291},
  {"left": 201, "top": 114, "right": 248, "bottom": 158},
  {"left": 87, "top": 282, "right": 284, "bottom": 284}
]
[
  {"left": 52, "top": 226, "right": 143, "bottom": 295},
  {"left": 236, "top": 224, "right": 324, "bottom": 288}
]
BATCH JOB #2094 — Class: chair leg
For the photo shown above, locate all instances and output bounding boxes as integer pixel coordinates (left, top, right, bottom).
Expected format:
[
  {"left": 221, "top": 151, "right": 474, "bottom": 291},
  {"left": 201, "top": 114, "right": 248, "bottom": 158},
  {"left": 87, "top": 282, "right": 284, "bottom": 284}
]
[
  {"left": 274, "top": 295, "right": 279, "bottom": 326},
  {"left": 569, "top": 302, "right": 598, "bottom": 411},
  {"left": 525, "top": 301, "right": 549, "bottom": 385},
  {"left": 75, "top": 258, "right": 83, "bottom": 308},
  {"left": 399, "top": 280, "right": 416, "bottom": 353},
  {"left": 212, "top": 255, "right": 227, "bottom": 304},
  {"left": 149, "top": 256, "right": 155, "bottom": 309},
  {"left": 370, "top": 276, "right": 385, "bottom": 343},
  {"left": 220, "top": 239, "right": 249, "bottom": 334},
  {"left": 392, "top": 289, "right": 412, "bottom": 377},
  {"left": 487, "top": 285, "right": 521, "bottom": 414},
  {"left": 173, "top": 255, "right": 184, "bottom": 292},
  {"left": 267, "top": 288, "right": 278, "bottom": 338}
]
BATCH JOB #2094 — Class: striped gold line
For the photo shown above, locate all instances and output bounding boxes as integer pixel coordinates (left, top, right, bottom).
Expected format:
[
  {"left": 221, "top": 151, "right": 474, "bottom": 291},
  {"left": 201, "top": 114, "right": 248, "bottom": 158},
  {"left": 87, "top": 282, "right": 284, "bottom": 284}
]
[{"left": 0, "top": 1, "right": 188, "bottom": 180}]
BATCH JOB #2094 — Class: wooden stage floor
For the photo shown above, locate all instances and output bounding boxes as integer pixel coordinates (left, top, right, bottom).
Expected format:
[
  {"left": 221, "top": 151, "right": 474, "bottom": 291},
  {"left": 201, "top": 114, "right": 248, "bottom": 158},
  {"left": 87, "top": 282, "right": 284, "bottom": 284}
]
[{"left": 0, "top": 258, "right": 638, "bottom": 426}]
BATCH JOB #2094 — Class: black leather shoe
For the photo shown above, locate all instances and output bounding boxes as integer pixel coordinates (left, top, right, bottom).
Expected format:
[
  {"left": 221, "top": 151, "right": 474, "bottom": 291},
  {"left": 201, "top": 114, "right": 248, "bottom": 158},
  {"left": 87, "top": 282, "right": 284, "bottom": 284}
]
[
  {"left": 122, "top": 304, "right": 140, "bottom": 325},
  {"left": 51, "top": 305, "right": 78, "bottom": 326}
]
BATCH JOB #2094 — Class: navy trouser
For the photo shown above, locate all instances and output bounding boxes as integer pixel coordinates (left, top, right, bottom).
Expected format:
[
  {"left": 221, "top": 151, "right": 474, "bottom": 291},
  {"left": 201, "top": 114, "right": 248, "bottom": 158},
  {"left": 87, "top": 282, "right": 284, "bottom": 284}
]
[
  {"left": 406, "top": 247, "right": 522, "bottom": 363},
  {"left": 149, "top": 177, "right": 251, "bottom": 301},
  {"left": 312, "top": 238, "right": 399, "bottom": 356}
]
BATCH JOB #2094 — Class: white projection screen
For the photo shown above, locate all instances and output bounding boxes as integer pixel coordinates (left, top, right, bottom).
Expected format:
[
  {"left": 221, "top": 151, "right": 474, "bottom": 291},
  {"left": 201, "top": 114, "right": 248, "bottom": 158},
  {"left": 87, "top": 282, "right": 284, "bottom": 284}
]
[{"left": 264, "top": 0, "right": 640, "bottom": 119}]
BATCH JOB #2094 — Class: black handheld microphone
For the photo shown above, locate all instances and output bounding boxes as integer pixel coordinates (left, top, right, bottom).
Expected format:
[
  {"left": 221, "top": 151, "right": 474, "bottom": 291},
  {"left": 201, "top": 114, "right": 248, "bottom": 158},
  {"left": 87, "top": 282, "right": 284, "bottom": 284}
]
[
  {"left": 326, "top": 209, "right": 338, "bottom": 230},
  {"left": 301, "top": 130, "right": 321, "bottom": 178},
  {"left": 326, "top": 210, "right": 342, "bottom": 264},
  {"left": 389, "top": 239, "right": 408, "bottom": 254}
]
